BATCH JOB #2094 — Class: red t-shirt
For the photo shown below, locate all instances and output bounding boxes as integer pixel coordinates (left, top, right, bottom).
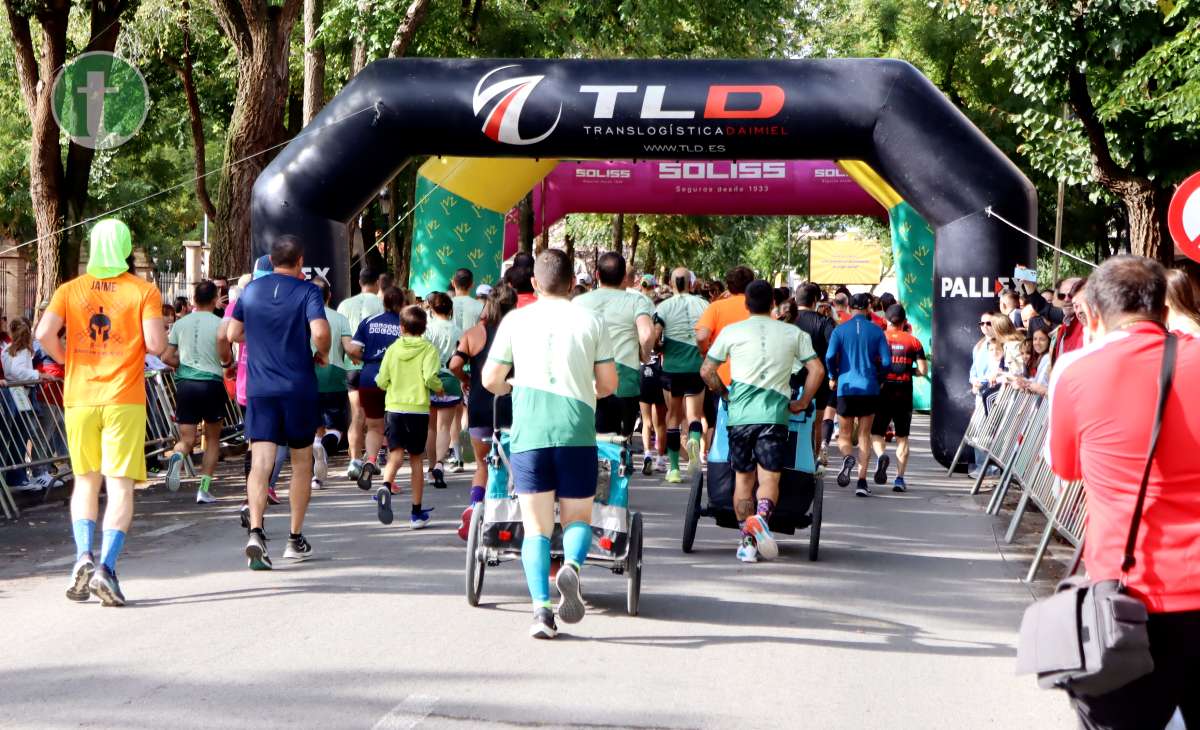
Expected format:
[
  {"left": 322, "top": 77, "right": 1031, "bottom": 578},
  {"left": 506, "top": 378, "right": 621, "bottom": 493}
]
[
  {"left": 1046, "top": 323, "right": 1200, "bottom": 612},
  {"left": 516, "top": 292, "right": 538, "bottom": 309},
  {"left": 1053, "top": 317, "right": 1085, "bottom": 359},
  {"left": 883, "top": 329, "right": 925, "bottom": 384},
  {"left": 870, "top": 312, "right": 887, "bottom": 330}
]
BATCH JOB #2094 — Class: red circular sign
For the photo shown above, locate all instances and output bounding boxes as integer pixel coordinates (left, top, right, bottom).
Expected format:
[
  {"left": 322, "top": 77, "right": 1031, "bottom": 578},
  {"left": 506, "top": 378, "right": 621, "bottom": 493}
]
[{"left": 1168, "top": 170, "right": 1200, "bottom": 263}]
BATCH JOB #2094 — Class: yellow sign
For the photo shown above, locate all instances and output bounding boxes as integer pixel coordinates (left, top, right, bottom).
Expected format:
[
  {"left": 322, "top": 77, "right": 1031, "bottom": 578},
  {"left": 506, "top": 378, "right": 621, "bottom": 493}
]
[{"left": 809, "top": 239, "right": 882, "bottom": 285}]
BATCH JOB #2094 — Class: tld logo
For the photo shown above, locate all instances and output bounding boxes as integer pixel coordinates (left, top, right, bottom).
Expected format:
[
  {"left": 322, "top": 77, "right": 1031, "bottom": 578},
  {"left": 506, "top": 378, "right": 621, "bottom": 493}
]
[
  {"left": 473, "top": 65, "right": 563, "bottom": 145},
  {"left": 579, "top": 84, "right": 784, "bottom": 120},
  {"left": 940, "top": 276, "right": 1013, "bottom": 298}
]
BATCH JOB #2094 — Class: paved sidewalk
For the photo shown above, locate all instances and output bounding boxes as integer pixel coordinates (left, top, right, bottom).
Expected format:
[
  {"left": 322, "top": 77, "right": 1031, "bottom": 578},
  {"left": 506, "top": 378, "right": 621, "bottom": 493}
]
[{"left": 0, "top": 417, "right": 1074, "bottom": 729}]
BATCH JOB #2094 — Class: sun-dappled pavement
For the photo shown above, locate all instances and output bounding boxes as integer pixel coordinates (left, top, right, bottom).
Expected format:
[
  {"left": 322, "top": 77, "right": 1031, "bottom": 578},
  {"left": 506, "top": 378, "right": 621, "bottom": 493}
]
[{"left": 0, "top": 416, "right": 1074, "bottom": 729}]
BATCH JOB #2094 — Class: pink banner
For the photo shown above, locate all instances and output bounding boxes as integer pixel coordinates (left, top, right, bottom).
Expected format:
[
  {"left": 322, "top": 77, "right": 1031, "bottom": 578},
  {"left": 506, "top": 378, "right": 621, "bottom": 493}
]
[{"left": 504, "top": 160, "right": 885, "bottom": 257}]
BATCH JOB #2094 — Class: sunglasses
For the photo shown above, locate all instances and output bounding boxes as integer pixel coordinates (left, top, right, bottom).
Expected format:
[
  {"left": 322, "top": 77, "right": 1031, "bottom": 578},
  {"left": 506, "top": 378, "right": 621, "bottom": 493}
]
[
  {"left": 1058, "top": 291, "right": 1073, "bottom": 301},
  {"left": 979, "top": 321, "right": 992, "bottom": 327}
]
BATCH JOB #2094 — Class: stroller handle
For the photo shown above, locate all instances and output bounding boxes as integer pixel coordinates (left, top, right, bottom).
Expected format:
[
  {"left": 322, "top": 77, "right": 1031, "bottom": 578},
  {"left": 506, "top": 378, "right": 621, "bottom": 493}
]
[{"left": 596, "top": 433, "right": 629, "bottom": 445}]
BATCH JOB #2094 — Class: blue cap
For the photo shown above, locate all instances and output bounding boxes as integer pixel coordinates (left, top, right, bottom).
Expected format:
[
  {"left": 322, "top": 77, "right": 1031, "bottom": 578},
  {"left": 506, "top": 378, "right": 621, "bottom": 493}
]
[{"left": 252, "top": 254, "right": 272, "bottom": 280}]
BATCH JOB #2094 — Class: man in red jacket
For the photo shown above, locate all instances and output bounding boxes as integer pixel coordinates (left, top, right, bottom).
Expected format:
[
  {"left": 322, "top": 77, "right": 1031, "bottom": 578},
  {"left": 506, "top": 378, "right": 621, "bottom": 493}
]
[{"left": 1046, "top": 256, "right": 1199, "bottom": 730}]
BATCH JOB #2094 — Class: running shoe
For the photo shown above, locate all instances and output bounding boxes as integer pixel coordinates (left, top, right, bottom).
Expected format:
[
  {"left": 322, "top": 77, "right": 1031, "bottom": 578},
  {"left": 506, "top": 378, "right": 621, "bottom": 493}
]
[
  {"left": 320, "top": 431, "right": 340, "bottom": 458},
  {"left": 410, "top": 507, "right": 433, "bottom": 529},
  {"left": 311, "top": 477, "right": 323, "bottom": 491},
  {"left": 164, "top": 452, "right": 184, "bottom": 492},
  {"left": 457, "top": 505, "right": 473, "bottom": 541},
  {"left": 347, "top": 459, "right": 364, "bottom": 481},
  {"left": 448, "top": 452, "right": 464, "bottom": 473},
  {"left": 529, "top": 607, "right": 558, "bottom": 639},
  {"left": 245, "top": 530, "right": 272, "bottom": 570},
  {"left": 266, "top": 487, "right": 281, "bottom": 506},
  {"left": 893, "top": 476, "right": 908, "bottom": 493},
  {"left": 655, "top": 455, "right": 667, "bottom": 473},
  {"left": 642, "top": 453, "right": 654, "bottom": 476},
  {"left": 817, "top": 450, "right": 829, "bottom": 468},
  {"left": 686, "top": 438, "right": 701, "bottom": 477},
  {"left": 283, "top": 534, "right": 313, "bottom": 561},
  {"left": 555, "top": 564, "right": 586, "bottom": 624},
  {"left": 238, "top": 502, "right": 250, "bottom": 530},
  {"left": 736, "top": 536, "right": 759, "bottom": 563},
  {"left": 432, "top": 463, "right": 447, "bottom": 489},
  {"left": 376, "top": 486, "right": 394, "bottom": 525},
  {"left": 836, "top": 455, "right": 857, "bottom": 487},
  {"left": 874, "top": 454, "right": 891, "bottom": 485},
  {"left": 89, "top": 565, "right": 126, "bottom": 607},
  {"left": 744, "top": 515, "right": 778, "bottom": 560},
  {"left": 377, "top": 447, "right": 388, "bottom": 464},
  {"left": 664, "top": 468, "right": 683, "bottom": 484},
  {"left": 855, "top": 478, "right": 872, "bottom": 498},
  {"left": 66, "top": 552, "right": 95, "bottom": 602},
  {"left": 312, "top": 440, "right": 328, "bottom": 484},
  {"left": 31, "top": 472, "right": 63, "bottom": 491},
  {"left": 196, "top": 487, "right": 217, "bottom": 504},
  {"left": 356, "top": 461, "right": 379, "bottom": 491}
]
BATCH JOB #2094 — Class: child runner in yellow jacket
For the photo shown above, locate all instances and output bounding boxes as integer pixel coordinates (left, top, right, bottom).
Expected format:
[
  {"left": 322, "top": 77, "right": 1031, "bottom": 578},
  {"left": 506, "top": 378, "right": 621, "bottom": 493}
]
[{"left": 373, "top": 305, "right": 443, "bottom": 527}]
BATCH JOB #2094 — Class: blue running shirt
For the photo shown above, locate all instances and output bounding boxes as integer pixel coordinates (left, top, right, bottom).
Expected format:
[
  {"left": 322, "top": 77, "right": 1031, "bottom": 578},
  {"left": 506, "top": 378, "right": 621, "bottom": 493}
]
[
  {"left": 351, "top": 311, "right": 401, "bottom": 389},
  {"left": 231, "top": 273, "right": 326, "bottom": 399}
]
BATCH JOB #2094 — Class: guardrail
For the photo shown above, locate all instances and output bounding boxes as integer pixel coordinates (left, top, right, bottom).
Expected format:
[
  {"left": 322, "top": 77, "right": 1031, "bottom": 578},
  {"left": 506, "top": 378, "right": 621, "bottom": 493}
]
[
  {"left": 947, "top": 384, "right": 1085, "bottom": 582},
  {"left": 0, "top": 371, "right": 245, "bottom": 519}
]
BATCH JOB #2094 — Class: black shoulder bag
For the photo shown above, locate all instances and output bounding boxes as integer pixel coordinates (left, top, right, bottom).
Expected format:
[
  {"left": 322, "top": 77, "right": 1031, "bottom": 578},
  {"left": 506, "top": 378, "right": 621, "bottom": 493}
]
[{"left": 1015, "top": 332, "right": 1176, "bottom": 696}]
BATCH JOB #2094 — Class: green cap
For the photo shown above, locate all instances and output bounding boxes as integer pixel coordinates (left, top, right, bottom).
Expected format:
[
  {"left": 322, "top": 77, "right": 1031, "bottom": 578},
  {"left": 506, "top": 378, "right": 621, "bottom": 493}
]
[{"left": 86, "top": 219, "right": 132, "bottom": 280}]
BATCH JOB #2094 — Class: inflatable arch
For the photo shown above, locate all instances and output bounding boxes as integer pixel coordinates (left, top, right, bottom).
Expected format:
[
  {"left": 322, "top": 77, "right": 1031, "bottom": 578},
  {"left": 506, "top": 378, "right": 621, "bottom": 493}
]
[{"left": 250, "top": 58, "right": 1037, "bottom": 466}]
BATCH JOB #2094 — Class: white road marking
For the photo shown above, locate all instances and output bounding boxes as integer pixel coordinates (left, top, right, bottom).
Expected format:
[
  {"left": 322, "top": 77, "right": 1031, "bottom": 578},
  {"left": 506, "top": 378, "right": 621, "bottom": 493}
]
[
  {"left": 372, "top": 693, "right": 439, "bottom": 730},
  {"left": 139, "top": 521, "right": 195, "bottom": 538}
]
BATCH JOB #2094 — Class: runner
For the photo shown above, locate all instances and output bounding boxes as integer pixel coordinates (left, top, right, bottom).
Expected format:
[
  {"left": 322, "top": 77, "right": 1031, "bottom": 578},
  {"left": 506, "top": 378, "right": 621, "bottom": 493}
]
[
  {"left": 422, "top": 292, "right": 463, "bottom": 491},
  {"left": 700, "top": 280, "right": 824, "bottom": 563},
  {"left": 449, "top": 285, "right": 517, "bottom": 540},
  {"left": 160, "top": 280, "right": 225, "bottom": 504},
  {"left": 481, "top": 249, "right": 617, "bottom": 639},
  {"left": 573, "top": 252, "right": 654, "bottom": 438},
  {"left": 336, "top": 267, "right": 384, "bottom": 480},
  {"left": 638, "top": 350, "right": 668, "bottom": 476},
  {"left": 696, "top": 266, "right": 754, "bottom": 461},
  {"left": 344, "top": 287, "right": 405, "bottom": 491},
  {"left": 311, "top": 277, "right": 353, "bottom": 490},
  {"left": 227, "top": 236, "right": 330, "bottom": 570},
  {"left": 35, "top": 219, "right": 166, "bottom": 606},
  {"left": 870, "top": 303, "right": 927, "bottom": 492},
  {"left": 654, "top": 268, "right": 709, "bottom": 483},
  {"left": 372, "top": 305, "right": 443, "bottom": 527},
  {"left": 793, "top": 283, "right": 837, "bottom": 465},
  {"left": 451, "top": 268, "right": 484, "bottom": 332},
  {"left": 825, "top": 293, "right": 892, "bottom": 497}
]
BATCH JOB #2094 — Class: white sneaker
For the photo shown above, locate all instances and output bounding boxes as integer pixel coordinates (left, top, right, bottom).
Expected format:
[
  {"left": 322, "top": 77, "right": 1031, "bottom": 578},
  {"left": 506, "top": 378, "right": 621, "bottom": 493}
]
[
  {"left": 655, "top": 455, "right": 667, "bottom": 472},
  {"left": 311, "top": 478, "right": 323, "bottom": 491},
  {"left": 313, "top": 440, "right": 328, "bottom": 483},
  {"left": 195, "top": 488, "right": 217, "bottom": 504}
]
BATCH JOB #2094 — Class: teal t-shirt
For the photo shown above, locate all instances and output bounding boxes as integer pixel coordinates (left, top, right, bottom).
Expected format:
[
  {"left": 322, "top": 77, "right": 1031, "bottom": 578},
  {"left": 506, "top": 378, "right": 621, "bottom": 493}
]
[
  {"left": 452, "top": 295, "right": 484, "bottom": 333},
  {"left": 315, "top": 306, "right": 350, "bottom": 393},
  {"left": 573, "top": 287, "right": 654, "bottom": 398},
  {"left": 706, "top": 315, "right": 817, "bottom": 426},
  {"left": 168, "top": 311, "right": 223, "bottom": 382},
  {"left": 424, "top": 315, "right": 463, "bottom": 397},
  {"left": 488, "top": 297, "right": 614, "bottom": 453},
  {"left": 655, "top": 293, "right": 709, "bottom": 374}
]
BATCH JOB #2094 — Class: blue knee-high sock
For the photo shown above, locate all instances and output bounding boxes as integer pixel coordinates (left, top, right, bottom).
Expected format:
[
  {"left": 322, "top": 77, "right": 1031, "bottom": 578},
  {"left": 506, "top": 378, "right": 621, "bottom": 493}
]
[
  {"left": 100, "top": 529, "right": 126, "bottom": 572},
  {"left": 73, "top": 519, "right": 95, "bottom": 560},
  {"left": 521, "top": 534, "right": 552, "bottom": 609},
  {"left": 562, "top": 521, "right": 592, "bottom": 571}
]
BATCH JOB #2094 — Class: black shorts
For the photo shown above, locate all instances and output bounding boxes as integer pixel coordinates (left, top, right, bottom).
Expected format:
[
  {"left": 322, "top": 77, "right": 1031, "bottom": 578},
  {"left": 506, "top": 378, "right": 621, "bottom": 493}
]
[
  {"left": 704, "top": 389, "right": 718, "bottom": 428},
  {"left": 727, "top": 424, "right": 789, "bottom": 473},
  {"left": 345, "top": 369, "right": 361, "bottom": 390},
  {"left": 596, "top": 395, "right": 639, "bottom": 436},
  {"left": 175, "top": 379, "right": 227, "bottom": 426},
  {"left": 318, "top": 391, "right": 349, "bottom": 433},
  {"left": 871, "top": 383, "right": 913, "bottom": 438},
  {"left": 639, "top": 363, "right": 665, "bottom": 406},
  {"left": 814, "top": 382, "right": 834, "bottom": 411},
  {"left": 837, "top": 395, "right": 878, "bottom": 419},
  {"left": 385, "top": 412, "right": 429, "bottom": 455},
  {"left": 665, "top": 371, "right": 706, "bottom": 398}
]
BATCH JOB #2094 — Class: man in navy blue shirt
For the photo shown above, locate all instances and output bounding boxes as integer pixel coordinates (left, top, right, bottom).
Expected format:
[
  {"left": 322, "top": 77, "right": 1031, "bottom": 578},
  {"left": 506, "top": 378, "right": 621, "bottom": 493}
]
[
  {"left": 825, "top": 293, "right": 891, "bottom": 496},
  {"left": 343, "top": 287, "right": 405, "bottom": 490},
  {"left": 228, "top": 236, "right": 330, "bottom": 569}
]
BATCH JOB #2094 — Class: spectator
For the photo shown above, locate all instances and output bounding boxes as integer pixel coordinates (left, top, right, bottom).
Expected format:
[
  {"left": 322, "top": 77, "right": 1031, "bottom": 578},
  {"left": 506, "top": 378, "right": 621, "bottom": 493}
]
[
  {"left": 475, "top": 283, "right": 493, "bottom": 301},
  {"left": 999, "top": 289, "right": 1022, "bottom": 328},
  {"left": 1045, "top": 255, "right": 1200, "bottom": 729},
  {"left": 173, "top": 296, "right": 191, "bottom": 317},
  {"left": 831, "top": 292, "right": 851, "bottom": 322},
  {"left": 1, "top": 317, "right": 45, "bottom": 489},
  {"left": 968, "top": 311, "right": 1002, "bottom": 478},
  {"left": 161, "top": 303, "right": 177, "bottom": 332},
  {"left": 1165, "top": 269, "right": 1200, "bottom": 335},
  {"left": 1009, "top": 323, "right": 1053, "bottom": 396}
]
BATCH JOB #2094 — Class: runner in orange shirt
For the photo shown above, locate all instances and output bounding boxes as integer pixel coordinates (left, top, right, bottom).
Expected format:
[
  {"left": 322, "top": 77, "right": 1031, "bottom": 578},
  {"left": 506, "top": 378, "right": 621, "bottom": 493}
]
[
  {"left": 695, "top": 266, "right": 755, "bottom": 450},
  {"left": 35, "top": 219, "right": 166, "bottom": 607}
]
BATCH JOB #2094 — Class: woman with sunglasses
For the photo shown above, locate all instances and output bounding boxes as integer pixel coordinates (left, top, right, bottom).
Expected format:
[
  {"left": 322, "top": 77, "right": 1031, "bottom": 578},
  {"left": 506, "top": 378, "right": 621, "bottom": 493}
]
[{"left": 967, "top": 312, "right": 1003, "bottom": 478}]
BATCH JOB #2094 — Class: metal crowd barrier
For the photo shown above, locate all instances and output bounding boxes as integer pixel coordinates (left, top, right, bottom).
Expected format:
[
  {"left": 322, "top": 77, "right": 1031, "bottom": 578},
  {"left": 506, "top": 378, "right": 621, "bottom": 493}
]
[
  {"left": 947, "top": 383, "right": 1088, "bottom": 583},
  {"left": 1, "top": 371, "right": 245, "bottom": 519}
]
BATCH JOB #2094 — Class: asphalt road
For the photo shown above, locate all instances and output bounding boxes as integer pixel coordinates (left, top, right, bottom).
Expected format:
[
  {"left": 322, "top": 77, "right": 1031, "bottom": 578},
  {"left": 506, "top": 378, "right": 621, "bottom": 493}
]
[{"left": 1, "top": 417, "right": 1075, "bottom": 729}]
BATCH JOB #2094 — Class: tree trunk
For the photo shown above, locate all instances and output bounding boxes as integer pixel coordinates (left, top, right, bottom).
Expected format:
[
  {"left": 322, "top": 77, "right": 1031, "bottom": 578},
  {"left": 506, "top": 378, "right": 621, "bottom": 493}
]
[
  {"left": 518, "top": 192, "right": 534, "bottom": 254},
  {"left": 389, "top": 0, "right": 430, "bottom": 58},
  {"left": 172, "top": 0, "right": 217, "bottom": 221},
  {"left": 612, "top": 213, "right": 624, "bottom": 257},
  {"left": 302, "top": 0, "right": 325, "bottom": 125},
  {"left": 627, "top": 217, "right": 640, "bottom": 270},
  {"left": 352, "top": 0, "right": 372, "bottom": 75},
  {"left": 1124, "top": 183, "right": 1171, "bottom": 263},
  {"left": 209, "top": 0, "right": 303, "bottom": 277},
  {"left": 564, "top": 231, "right": 575, "bottom": 263}
]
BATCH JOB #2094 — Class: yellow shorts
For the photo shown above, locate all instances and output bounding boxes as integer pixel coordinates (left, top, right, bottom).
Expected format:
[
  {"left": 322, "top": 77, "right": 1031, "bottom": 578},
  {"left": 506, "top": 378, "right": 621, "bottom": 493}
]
[{"left": 64, "top": 404, "right": 147, "bottom": 481}]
